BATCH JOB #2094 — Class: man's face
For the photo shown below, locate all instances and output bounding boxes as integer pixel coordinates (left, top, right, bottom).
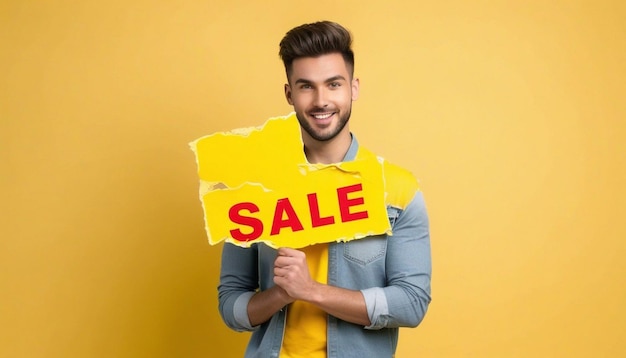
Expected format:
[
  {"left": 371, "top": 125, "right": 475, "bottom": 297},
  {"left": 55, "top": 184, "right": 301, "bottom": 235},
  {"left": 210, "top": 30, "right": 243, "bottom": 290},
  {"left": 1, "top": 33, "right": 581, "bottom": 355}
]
[{"left": 285, "top": 53, "right": 359, "bottom": 143}]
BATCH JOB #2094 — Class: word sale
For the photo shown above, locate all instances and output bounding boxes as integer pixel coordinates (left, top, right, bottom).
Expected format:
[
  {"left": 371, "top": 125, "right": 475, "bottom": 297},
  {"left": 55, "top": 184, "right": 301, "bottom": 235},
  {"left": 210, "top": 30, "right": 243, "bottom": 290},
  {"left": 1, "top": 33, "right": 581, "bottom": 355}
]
[{"left": 228, "top": 184, "right": 369, "bottom": 242}]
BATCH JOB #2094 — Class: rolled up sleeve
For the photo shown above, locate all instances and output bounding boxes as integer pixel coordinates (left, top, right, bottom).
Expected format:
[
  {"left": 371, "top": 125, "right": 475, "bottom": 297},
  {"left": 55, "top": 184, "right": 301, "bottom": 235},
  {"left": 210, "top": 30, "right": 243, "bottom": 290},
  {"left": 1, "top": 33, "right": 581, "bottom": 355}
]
[{"left": 218, "top": 243, "right": 259, "bottom": 332}]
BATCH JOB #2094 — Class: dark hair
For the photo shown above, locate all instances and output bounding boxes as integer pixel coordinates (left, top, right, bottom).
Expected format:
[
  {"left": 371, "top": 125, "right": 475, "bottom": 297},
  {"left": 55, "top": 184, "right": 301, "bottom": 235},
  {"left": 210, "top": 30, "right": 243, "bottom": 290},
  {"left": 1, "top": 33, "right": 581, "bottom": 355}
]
[{"left": 279, "top": 21, "right": 354, "bottom": 79}]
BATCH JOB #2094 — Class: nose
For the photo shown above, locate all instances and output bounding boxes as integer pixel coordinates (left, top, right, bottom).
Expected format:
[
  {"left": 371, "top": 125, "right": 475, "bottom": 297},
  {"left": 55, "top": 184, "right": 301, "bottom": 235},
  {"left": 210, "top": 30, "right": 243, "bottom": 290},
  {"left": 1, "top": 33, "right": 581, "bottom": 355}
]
[{"left": 313, "top": 88, "right": 328, "bottom": 108}]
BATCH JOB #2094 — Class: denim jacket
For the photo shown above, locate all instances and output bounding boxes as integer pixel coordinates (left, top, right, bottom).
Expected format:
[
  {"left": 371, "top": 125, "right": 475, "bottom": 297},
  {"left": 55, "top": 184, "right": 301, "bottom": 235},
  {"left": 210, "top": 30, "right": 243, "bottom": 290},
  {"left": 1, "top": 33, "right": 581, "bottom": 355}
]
[{"left": 218, "top": 137, "right": 432, "bottom": 358}]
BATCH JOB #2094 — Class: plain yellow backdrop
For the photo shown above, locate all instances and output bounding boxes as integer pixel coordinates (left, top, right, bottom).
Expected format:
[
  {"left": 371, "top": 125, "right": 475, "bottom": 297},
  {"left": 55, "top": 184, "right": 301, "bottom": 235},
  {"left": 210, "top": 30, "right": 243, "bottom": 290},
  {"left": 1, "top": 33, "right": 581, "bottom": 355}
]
[{"left": 1, "top": 1, "right": 625, "bottom": 357}]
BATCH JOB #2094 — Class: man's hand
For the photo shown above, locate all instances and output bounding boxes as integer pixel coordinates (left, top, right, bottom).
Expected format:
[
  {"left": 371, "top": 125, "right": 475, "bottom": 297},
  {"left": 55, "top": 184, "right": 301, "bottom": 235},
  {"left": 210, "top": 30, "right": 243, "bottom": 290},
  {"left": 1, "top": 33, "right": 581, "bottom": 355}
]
[
  {"left": 272, "top": 246, "right": 371, "bottom": 326},
  {"left": 273, "top": 247, "right": 319, "bottom": 301}
]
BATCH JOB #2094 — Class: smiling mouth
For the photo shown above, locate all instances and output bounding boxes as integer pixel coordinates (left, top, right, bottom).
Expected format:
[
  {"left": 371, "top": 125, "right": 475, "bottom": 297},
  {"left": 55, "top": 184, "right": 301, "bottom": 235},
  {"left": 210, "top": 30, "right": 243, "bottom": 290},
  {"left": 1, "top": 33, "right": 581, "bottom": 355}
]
[{"left": 311, "top": 112, "right": 335, "bottom": 120}]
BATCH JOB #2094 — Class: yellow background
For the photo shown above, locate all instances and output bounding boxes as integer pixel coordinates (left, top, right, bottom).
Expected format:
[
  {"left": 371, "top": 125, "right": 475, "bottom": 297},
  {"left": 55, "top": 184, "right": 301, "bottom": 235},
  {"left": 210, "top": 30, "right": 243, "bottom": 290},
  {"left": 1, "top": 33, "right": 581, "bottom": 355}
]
[{"left": 1, "top": 1, "right": 624, "bottom": 357}]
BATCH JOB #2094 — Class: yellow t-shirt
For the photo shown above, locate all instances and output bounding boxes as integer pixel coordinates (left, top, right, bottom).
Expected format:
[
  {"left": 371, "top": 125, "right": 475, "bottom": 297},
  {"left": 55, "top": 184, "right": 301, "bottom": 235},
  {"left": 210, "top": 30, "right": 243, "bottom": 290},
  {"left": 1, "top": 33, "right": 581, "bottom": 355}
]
[{"left": 280, "top": 243, "right": 329, "bottom": 358}]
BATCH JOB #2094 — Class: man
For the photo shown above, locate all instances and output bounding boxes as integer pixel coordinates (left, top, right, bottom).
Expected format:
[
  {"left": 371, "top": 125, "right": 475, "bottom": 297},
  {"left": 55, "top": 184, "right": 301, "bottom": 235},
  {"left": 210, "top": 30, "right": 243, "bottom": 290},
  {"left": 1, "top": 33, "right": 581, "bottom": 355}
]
[{"left": 218, "top": 21, "right": 431, "bottom": 358}]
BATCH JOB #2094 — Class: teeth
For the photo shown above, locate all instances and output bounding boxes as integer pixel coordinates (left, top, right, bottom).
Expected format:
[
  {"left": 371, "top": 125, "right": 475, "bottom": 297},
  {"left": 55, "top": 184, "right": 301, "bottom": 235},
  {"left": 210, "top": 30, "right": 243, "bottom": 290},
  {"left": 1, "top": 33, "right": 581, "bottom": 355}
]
[{"left": 313, "top": 113, "right": 333, "bottom": 119}]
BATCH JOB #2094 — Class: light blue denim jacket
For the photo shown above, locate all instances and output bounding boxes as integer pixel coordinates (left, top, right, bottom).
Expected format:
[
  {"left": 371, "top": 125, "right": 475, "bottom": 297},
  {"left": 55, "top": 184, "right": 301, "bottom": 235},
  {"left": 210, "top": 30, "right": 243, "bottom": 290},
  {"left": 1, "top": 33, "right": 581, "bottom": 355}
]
[{"left": 218, "top": 137, "right": 431, "bottom": 358}]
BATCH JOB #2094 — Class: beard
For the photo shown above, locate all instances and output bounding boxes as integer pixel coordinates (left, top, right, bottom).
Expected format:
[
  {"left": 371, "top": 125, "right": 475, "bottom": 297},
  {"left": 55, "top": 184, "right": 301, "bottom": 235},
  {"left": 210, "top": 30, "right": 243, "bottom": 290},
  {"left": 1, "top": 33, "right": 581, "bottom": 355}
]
[{"left": 296, "top": 106, "right": 352, "bottom": 142}]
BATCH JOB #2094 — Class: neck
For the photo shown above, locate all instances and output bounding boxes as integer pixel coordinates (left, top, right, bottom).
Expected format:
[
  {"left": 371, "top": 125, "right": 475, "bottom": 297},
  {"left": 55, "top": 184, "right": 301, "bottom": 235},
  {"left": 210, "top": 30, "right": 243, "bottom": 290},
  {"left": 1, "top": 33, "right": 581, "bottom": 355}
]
[{"left": 302, "top": 131, "right": 352, "bottom": 164}]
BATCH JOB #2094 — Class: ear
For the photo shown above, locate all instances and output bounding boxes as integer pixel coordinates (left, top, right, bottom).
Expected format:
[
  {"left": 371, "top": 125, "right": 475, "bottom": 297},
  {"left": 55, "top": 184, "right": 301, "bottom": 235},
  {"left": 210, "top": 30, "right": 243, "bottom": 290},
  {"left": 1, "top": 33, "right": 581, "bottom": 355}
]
[
  {"left": 284, "top": 83, "right": 293, "bottom": 105},
  {"left": 351, "top": 78, "right": 360, "bottom": 101}
]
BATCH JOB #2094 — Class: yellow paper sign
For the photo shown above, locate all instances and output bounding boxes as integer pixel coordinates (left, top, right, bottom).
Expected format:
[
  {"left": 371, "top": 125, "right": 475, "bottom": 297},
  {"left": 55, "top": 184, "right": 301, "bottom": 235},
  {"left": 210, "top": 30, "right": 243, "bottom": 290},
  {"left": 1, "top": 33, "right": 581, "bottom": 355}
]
[{"left": 189, "top": 113, "right": 391, "bottom": 248}]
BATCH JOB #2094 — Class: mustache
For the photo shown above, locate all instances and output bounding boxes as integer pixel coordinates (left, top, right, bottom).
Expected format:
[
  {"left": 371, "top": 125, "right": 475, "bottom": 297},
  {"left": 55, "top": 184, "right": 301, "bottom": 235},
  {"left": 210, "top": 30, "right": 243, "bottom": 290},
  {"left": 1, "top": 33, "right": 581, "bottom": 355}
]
[{"left": 309, "top": 107, "right": 337, "bottom": 113}]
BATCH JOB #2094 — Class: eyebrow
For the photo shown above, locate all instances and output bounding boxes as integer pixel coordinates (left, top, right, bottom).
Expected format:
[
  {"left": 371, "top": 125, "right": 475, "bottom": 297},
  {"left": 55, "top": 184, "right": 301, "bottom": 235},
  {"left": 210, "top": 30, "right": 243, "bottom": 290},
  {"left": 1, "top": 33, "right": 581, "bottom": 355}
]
[{"left": 294, "top": 75, "right": 348, "bottom": 85}]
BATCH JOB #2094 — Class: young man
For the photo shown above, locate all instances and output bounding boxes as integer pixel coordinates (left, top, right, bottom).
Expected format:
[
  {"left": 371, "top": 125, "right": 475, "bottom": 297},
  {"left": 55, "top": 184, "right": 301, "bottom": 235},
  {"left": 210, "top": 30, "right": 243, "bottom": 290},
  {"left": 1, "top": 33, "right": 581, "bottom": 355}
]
[{"left": 218, "top": 21, "right": 431, "bottom": 358}]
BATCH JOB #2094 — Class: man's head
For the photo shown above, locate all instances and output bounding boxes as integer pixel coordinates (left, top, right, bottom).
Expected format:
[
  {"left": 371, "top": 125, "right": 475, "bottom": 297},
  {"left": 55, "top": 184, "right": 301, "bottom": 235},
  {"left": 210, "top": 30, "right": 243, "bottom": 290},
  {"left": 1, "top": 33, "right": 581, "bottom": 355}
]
[
  {"left": 279, "top": 21, "right": 359, "bottom": 149},
  {"left": 279, "top": 21, "right": 355, "bottom": 81}
]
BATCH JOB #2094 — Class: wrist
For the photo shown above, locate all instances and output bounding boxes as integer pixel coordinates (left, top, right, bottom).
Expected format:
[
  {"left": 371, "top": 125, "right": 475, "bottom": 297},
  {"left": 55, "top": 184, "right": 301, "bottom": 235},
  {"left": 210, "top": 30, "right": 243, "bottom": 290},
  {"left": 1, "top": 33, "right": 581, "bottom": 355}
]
[
  {"left": 303, "top": 282, "right": 325, "bottom": 305},
  {"left": 274, "top": 285, "right": 295, "bottom": 305}
]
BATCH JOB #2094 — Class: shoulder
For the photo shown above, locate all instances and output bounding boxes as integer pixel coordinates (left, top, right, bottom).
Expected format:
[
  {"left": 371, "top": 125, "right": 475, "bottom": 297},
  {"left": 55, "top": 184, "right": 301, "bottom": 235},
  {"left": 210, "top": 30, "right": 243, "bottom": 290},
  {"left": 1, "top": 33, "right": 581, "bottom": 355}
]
[
  {"left": 354, "top": 145, "right": 420, "bottom": 210},
  {"left": 382, "top": 159, "right": 420, "bottom": 210}
]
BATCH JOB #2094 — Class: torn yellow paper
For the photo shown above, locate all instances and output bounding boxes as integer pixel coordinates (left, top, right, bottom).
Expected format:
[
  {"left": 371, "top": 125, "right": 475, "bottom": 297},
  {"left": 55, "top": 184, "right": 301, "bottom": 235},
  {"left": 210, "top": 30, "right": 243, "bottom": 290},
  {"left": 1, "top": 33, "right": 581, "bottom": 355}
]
[{"left": 189, "top": 113, "right": 390, "bottom": 248}]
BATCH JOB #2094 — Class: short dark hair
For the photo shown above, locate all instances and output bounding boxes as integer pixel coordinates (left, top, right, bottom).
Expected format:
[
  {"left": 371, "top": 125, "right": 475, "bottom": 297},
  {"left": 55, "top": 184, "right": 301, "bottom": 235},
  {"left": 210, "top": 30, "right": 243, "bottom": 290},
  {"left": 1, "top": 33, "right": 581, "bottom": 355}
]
[{"left": 279, "top": 21, "right": 355, "bottom": 80}]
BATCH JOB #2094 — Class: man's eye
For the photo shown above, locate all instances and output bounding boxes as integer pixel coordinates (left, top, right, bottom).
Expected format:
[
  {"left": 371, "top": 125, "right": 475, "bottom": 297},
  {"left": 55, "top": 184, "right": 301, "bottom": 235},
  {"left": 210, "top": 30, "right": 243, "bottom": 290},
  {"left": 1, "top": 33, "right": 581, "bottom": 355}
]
[{"left": 329, "top": 82, "right": 341, "bottom": 88}]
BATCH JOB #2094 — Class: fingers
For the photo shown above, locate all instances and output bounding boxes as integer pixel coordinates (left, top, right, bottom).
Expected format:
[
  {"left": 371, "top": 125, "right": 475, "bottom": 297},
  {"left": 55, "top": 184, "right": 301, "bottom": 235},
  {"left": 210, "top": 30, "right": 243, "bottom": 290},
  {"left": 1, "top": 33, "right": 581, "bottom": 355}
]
[
  {"left": 273, "top": 247, "right": 305, "bottom": 279},
  {"left": 275, "top": 247, "right": 305, "bottom": 266},
  {"left": 272, "top": 248, "right": 316, "bottom": 301},
  {"left": 277, "top": 247, "right": 301, "bottom": 257}
]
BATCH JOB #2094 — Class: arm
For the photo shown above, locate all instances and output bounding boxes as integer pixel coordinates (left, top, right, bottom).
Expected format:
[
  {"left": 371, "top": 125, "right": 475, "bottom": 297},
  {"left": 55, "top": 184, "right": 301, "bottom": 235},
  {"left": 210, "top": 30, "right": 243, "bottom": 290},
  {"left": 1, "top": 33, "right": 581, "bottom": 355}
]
[
  {"left": 217, "top": 242, "right": 294, "bottom": 330},
  {"left": 218, "top": 192, "right": 430, "bottom": 330},
  {"left": 274, "top": 248, "right": 371, "bottom": 326},
  {"left": 247, "top": 284, "right": 293, "bottom": 327},
  {"left": 218, "top": 242, "right": 365, "bottom": 329},
  {"left": 218, "top": 243, "right": 263, "bottom": 331},
  {"left": 363, "top": 191, "right": 432, "bottom": 329},
  {"left": 273, "top": 191, "right": 431, "bottom": 328}
]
